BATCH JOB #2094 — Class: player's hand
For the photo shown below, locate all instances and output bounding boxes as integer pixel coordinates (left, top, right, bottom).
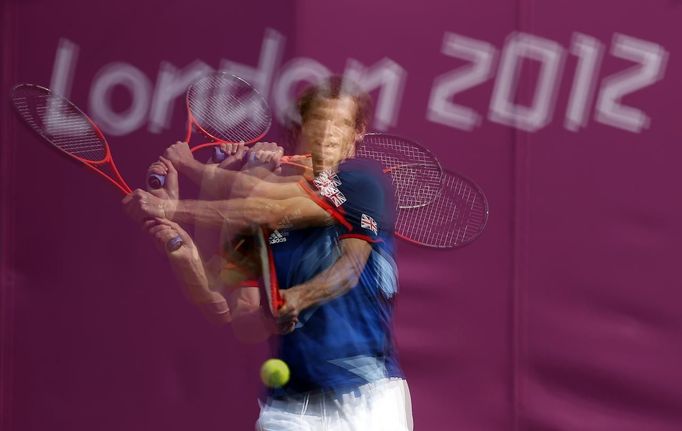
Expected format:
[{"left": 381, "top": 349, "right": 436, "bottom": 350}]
[
  {"left": 146, "top": 156, "right": 179, "bottom": 200},
  {"left": 163, "top": 141, "right": 195, "bottom": 172},
  {"left": 244, "top": 142, "right": 284, "bottom": 171},
  {"left": 276, "top": 288, "right": 305, "bottom": 334},
  {"left": 122, "top": 189, "right": 176, "bottom": 222},
  {"left": 143, "top": 217, "right": 194, "bottom": 256},
  {"left": 215, "top": 141, "right": 248, "bottom": 170}
]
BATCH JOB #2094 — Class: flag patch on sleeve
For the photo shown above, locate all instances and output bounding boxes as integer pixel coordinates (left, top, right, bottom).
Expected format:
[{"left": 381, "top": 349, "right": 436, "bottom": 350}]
[{"left": 361, "top": 213, "right": 378, "bottom": 234}]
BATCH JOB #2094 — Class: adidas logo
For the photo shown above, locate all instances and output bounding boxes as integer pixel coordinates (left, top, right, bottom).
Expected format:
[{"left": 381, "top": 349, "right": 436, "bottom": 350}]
[{"left": 268, "top": 230, "right": 287, "bottom": 244}]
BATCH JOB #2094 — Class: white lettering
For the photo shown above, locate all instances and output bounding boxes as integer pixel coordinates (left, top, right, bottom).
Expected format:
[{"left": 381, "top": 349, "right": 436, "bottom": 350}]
[
  {"left": 89, "top": 63, "right": 152, "bottom": 136},
  {"left": 490, "top": 32, "right": 565, "bottom": 132},
  {"left": 345, "top": 58, "right": 407, "bottom": 130},
  {"left": 595, "top": 33, "right": 668, "bottom": 133}
]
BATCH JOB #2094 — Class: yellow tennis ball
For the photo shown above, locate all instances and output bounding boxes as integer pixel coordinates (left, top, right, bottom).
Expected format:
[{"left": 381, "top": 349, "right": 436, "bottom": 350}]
[{"left": 260, "top": 358, "right": 290, "bottom": 388}]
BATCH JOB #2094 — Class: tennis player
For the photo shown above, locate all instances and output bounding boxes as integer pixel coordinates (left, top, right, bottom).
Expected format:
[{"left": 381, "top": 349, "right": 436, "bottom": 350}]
[{"left": 124, "top": 76, "right": 413, "bottom": 430}]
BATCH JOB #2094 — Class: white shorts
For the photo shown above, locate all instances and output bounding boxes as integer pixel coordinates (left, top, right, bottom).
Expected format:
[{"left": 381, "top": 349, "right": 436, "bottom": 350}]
[{"left": 256, "top": 378, "right": 413, "bottom": 431}]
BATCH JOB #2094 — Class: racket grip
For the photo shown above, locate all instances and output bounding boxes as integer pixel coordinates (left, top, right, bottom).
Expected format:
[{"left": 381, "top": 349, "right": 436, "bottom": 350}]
[
  {"left": 166, "top": 235, "right": 184, "bottom": 252},
  {"left": 148, "top": 173, "right": 166, "bottom": 189},
  {"left": 212, "top": 147, "right": 227, "bottom": 163}
]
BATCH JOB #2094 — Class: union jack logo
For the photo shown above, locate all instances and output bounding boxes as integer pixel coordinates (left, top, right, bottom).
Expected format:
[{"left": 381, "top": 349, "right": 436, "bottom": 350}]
[
  {"left": 313, "top": 171, "right": 341, "bottom": 189},
  {"left": 361, "top": 213, "right": 378, "bottom": 234},
  {"left": 313, "top": 171, "right": 346, "bottom": 207},
  {"left": 329, "top": 193, "right": 347, "bottom": 207}
]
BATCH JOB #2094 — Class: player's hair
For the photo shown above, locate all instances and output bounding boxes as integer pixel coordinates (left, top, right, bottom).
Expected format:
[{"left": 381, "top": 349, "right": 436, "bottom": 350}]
[{"left": 296, "top": 75, "right": 372, "bottom": 133}]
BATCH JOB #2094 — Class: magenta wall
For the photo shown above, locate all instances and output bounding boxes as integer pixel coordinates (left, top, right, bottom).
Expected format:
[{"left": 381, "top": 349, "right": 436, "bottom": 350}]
[{"left": 2, "top": 1, "right": 682, "bottom": 430}]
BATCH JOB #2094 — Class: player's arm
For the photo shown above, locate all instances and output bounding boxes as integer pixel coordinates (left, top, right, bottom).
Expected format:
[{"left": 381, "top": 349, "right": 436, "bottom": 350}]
[
  {"left": 163, "top": 141, "right": 305, "bottom": 200},
  {"left": 277, "top": 237, "right": 372, "bottom": 330},
  {"left": 145, "top": 218, "right": 234, "bottom": 325},
  {"left": 172, "top": 195, "right": 334, "bottom": 230},
  {"left": 138, "top": 159, "right": 267, "bottom": 327},
  {"left": 124, "top": 190, "right": 335, "bottom": 233},
  {"left": 146, "top": 219, "right": 273, "bottom": 336}
]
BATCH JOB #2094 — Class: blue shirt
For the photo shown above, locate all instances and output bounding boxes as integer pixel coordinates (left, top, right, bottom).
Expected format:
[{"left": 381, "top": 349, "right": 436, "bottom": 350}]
[{"left": 268, "top": 158, "right": 403, "bottom": 396}]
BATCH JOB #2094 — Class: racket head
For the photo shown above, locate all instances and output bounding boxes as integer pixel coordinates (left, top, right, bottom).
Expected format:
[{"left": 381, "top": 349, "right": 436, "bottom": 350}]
[
  {"left": 186, "top": 73, "right": 272, "bottom": 149},
  {"left": 395, "top": 169, "right": 489, "bottom": 248},
  {"left": 10, "top": 83, "right": 131, "bottom": 194},
  {"left": 11, "top": 83, "right": 111, "bottom": 164},
  {"left": 355, "top": 133, "right": 443, "bottom": 209}
]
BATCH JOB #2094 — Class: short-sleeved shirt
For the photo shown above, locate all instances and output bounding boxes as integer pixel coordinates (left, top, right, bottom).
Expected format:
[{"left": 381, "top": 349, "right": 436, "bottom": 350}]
[{"left": 268, "top": 158, "right": 403, "bottom": 397}]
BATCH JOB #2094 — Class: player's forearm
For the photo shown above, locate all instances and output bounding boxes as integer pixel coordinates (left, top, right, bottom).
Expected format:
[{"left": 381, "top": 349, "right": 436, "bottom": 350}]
[
  {"left": 177, "top": 158, "right": 213, "bottom": 187},
  {"left": 167, "top": 248, "right": 231, "bottom": 323},
  {"left": 290, "top": 255, "right": 362, "bottom": 309},
  {"left": 292, "top": 279, "right": 353, "bottom": 310},
  {"left": 184, "top": 157, "right": 308, "bottom": 202},
  {"left": 179, "top": 159, "right": 282, "bottom": 199},
  {"left": 167, "top": 197, "right": 324, "bottom": 232},
  {"left": 169, "top": 199, "right": 278, "bottom": 230},
  {"left": 288, "top": 238, "right": 372, "bottom": 310}
]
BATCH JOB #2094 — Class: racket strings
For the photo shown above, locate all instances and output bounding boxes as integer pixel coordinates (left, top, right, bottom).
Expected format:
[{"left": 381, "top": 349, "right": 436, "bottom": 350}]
[
  {"left": 188, "top": 75, "right": 271, "bottom": 143},
  {"left": 356, "top": 135, "right": 442, "bottom": 208},
  {"left": 396, "top": 171, "right": 488, "bottom": 248},
  {"left": 13, "top": 93, "right": 106, "bottom": 162}
]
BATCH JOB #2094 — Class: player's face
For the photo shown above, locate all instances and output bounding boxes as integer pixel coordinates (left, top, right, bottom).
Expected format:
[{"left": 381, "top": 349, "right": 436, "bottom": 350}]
[{"left": 299, "top": 96, "right": 362, "bottom": 174}]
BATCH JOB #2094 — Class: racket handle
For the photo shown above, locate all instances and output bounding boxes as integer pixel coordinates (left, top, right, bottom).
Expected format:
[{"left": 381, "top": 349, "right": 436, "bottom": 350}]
[
  {"left": 148, "top": 173, "right": 166, "bottom": 189},
  {"left": 166, "top": 235, "right": 184, "bottom": 252},
  {"left": 212, "top": 147, "right": 227, "bottom": 163}
]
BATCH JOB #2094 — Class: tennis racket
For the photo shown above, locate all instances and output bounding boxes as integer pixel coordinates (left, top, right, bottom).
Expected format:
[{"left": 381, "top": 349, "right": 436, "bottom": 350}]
[
  {"left": 254, "top": 227, "right": 284, "bottom": 317},
  {"left": 266, "top": 133, "right": 444, "bottom": 206},
  {"left": 395, "top": 169, "right": 488, "bottom": 248},
  {"left": 11, "top": 83, "right": 184, "bottom": 252},
  {"left": 354, "top": 133, "right": 443, "bottom": 209},
  {"left": 273, "top": 133, "right": 443, "bottom": 209},
  {"left": 148, "top": 72, "right": 272, "bottom": 188}
]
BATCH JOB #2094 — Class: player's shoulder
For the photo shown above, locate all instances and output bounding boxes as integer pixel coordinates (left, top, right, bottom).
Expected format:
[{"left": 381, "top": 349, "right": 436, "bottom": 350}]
[
  {"left": 337, "top": 157, "right": 388, "bottom": 190},
  {"left": 339, "top": 157, "right": 383, "bottom": 176}
]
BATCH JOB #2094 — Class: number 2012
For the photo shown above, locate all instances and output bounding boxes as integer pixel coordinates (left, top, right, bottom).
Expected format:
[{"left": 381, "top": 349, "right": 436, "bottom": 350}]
[{"left": 427, "top": 32, "right": 669, "bottom": 133}]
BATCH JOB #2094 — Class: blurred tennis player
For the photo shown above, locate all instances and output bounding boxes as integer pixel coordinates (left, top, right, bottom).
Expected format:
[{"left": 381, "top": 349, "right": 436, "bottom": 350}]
[{"left": 124, "top": 76, "right": 413, "bottom": 430}]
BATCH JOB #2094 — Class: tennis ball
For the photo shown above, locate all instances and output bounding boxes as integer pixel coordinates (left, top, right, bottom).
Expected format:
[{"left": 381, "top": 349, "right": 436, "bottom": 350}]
[{"left": 260, "top": 358, "right": 290, "bottom": 388}]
